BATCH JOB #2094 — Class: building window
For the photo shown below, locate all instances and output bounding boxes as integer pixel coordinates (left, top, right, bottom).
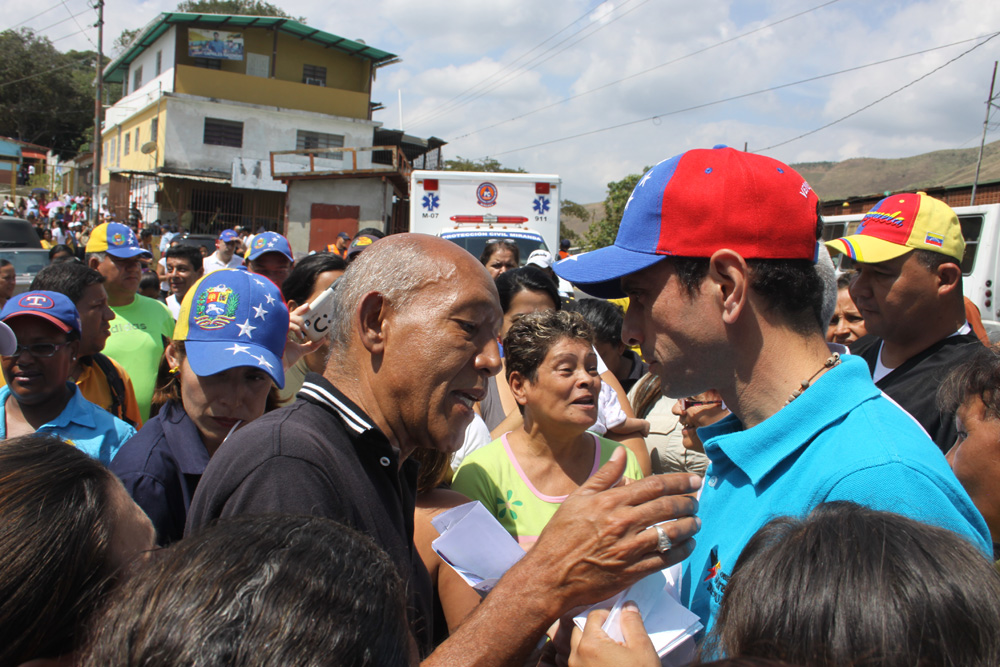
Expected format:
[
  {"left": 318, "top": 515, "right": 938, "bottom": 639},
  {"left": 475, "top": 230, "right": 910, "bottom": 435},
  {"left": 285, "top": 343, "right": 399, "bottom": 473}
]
[
  {"left": 203, "top": 118, "right": 243, "bottom": 148},
  {"left": 193, "top": 57, "right": 221, "bottom": 70},
  {"left": 123, "top": 133, "right": 130, "bottom": 156},
  {"left": 132, "top": 65, "right": 143, "bottom": 91},
  {"left": 155, "top": 50, "right": 162, "bottom": 76},
  {"left": 134, "top": 128, "right": 140, "bottom": 152},
  {"left": 302, "top": 64, "right": 327, "bottom": 86},
  {"left": 150, "top": 117, "right": 158, "bottom": 143},
  {"left": 296, "top": 130, "right": 343, "bottom": 159}
]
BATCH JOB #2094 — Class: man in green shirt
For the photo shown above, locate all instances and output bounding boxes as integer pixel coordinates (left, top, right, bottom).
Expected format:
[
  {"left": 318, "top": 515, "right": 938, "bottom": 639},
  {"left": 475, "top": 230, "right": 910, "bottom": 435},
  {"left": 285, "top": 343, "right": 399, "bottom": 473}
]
[{"left": 87, "top": 223, "right": 174, "bottom": 422}]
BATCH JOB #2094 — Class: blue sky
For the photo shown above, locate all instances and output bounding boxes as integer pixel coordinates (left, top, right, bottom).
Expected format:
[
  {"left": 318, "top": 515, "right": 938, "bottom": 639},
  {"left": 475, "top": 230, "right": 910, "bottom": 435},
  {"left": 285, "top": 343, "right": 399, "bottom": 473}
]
[{"left": 9, "top": 0, "right": 1000, "bottom": 203}]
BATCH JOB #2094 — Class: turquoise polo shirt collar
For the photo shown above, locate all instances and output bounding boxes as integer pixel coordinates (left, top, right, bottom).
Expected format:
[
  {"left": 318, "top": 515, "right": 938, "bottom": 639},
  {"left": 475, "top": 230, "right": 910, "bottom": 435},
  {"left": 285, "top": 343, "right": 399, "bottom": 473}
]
[
  {"left": 699, "top": 356, "right": 882, "bottom": 487},
  {"left": 46, "top": 383, "right": 96, "bottom": 429},
  {"left": 0, "top": 383, "right": 93, "bottom": 435}
]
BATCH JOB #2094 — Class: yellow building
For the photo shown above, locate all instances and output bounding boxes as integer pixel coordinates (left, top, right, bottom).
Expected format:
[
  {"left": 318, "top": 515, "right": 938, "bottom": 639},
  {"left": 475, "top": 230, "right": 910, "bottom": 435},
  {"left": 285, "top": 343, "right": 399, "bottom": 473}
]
[{"left": 99, "top": 13, "right": 398, "bottom": 234}]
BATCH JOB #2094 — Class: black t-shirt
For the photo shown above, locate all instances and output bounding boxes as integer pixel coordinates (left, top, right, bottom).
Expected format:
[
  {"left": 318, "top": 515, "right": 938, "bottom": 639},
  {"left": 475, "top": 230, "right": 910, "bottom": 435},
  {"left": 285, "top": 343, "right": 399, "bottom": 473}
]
[
  {"left": 185, "top": 374, "right": 434, "bottom": 652},
  {"left": 851, "top": 333, "right": 982, "bottom": 453}
]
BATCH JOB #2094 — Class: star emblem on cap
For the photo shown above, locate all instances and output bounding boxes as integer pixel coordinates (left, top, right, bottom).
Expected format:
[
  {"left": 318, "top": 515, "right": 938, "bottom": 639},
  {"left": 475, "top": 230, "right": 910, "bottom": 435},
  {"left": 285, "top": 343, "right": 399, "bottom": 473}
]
[
  {"left": 252, "top": 303, "right": 268, "bottom": 320},
  {"left": 236, "top": 318, "right": 256, "bottom": 338},
  {"left": 252, "top": 277, "right": 267, "bottom": 288},
  {"left": 264, "top": 292, "right": 276, "bottom": 305},
  {"left": 252, "top": 353, "right": 273, "bottom": 369},
  {"left": 225, "top": 343, "right": 251, "bottom": 355},
  {"left": 637, "top": 171, "right": 653, "bottom": 188}
]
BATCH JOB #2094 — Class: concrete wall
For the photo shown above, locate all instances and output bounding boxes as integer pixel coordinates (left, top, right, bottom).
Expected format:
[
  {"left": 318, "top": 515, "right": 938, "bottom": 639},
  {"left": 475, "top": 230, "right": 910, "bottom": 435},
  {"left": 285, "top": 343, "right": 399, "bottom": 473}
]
[
  {"left": 160, "top": 95, "right": 377, "bottom": 182},
  {"left": 285, "top": 178, "right": 391, "bottom": 254}
]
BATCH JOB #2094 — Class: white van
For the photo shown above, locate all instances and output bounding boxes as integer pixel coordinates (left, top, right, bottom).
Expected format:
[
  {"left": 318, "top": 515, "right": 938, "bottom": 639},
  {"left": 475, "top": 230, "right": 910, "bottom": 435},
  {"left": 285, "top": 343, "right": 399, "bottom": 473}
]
[
  {"left": 822, "top": 203, "right": 1000, "bottom": 328},
  {"left": 409, "top": 170, "right": 561, "bottom": 262}
]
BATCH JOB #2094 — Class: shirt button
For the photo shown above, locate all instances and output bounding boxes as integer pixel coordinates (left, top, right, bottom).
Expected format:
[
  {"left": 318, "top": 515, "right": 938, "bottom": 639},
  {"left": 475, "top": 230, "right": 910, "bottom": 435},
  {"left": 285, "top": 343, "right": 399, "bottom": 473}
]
[
  {"left": 379, "top": 456, "right": 391, "bottom": 467},
  {"left": 708, "top": 476, "right": 718, "bottom": 487}
]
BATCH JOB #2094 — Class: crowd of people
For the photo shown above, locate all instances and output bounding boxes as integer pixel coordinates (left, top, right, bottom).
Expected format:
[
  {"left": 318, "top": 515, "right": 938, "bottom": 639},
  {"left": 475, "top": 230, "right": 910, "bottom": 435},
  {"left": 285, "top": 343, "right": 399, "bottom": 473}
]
[{"left": 0, "top": 146, "right": 999, "bottom": 666}]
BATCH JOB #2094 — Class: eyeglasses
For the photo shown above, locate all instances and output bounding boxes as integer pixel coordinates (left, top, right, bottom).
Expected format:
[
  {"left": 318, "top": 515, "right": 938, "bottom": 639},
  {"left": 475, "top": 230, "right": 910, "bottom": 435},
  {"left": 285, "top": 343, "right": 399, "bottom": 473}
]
[
  {"left": 486, "top": 238, "right": 516, "bottom": 245},
  {"left": 4, "top": 342, "right": 71, "bottom": 359},
  {"left": 679, "top": 398, "right": 723, "bottom": 410}
]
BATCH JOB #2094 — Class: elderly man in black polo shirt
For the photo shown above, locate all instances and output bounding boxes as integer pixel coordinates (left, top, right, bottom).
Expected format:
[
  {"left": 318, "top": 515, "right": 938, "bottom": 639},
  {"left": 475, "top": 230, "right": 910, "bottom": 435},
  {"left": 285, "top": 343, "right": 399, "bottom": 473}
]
[{"left": 186, "top": 234, "right": 701, "bottom": 662}]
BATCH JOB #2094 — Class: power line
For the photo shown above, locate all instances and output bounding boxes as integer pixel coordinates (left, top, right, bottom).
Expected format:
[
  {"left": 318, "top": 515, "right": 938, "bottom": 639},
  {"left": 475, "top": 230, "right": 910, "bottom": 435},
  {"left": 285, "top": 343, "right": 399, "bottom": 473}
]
[
  {"left": 58, "top": 0, "right": 97, "bottom": 49},
  {"left": 408, "top": 0, "right": 654, "bottom": 129},
  {"left": 10, "top": 0, "right": 81, "bottom": 29},
  {"left": 452, "top": 0, "right": 844, "bottom": 141},
  {"left": 30, "top": 5, "right": 93, "bottom": 35},
  {"left": 405, "top": 0, "right": 610, "bottom": 127},
  {"left": 757, "top": 32, "right": 1000, "bottom": 152},
  {"left": 482, "top": 32, "right": 999, "bottom": 159},
  {"left": 50, "top": 24, "right": 96, "bottom": 45}
]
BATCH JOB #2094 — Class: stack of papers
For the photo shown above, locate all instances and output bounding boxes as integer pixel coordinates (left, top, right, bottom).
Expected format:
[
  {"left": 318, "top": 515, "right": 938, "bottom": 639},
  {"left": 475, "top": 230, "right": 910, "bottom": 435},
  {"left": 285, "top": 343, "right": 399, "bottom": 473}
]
[
  {"left": 432, "top": 501, "right": 703, "bottom": 660},
  {"left": 431, "top": 501, "right": 525, "bottom": 595}
]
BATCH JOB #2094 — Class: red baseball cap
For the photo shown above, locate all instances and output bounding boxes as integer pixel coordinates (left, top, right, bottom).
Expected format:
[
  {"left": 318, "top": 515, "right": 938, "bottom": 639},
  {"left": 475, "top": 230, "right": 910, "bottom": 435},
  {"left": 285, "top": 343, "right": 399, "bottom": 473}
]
[{"left": 555, "top": 146, "right": 820, "bottom": 298}]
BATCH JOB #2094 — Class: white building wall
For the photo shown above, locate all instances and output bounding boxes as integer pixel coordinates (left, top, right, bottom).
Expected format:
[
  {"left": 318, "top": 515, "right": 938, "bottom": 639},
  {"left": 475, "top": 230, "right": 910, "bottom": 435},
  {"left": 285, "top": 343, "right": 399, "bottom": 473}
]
[
  {"left": 161, "top": 95, "right": 378, "bottom": 188},
  {"left": 105, "top": 27, "right": 177, "bottom": 128}
]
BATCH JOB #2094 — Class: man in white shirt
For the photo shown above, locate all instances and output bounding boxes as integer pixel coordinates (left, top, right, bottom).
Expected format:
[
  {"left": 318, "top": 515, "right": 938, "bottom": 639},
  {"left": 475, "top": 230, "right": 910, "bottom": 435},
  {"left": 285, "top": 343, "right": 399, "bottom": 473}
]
[{"left": 202, "top": 229, "right": 243, "bottom": 274}]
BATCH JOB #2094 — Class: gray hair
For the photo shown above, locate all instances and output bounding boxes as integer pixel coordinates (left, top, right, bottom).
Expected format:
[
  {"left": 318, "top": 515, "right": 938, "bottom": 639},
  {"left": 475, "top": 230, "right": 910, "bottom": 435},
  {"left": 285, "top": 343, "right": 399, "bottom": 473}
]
[{"left": 328, "top": 236, "right": 433, "bottom": 354}]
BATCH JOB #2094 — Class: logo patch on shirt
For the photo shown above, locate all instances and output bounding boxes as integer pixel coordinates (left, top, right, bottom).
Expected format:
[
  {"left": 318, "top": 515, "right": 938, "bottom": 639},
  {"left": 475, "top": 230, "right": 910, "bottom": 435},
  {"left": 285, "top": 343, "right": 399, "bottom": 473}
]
[
  {"left": 705, "top": 546, "right": 729, "bottom": 605},
  {"left": 194, "top": 285, "right": 239, "bottom": 330}
]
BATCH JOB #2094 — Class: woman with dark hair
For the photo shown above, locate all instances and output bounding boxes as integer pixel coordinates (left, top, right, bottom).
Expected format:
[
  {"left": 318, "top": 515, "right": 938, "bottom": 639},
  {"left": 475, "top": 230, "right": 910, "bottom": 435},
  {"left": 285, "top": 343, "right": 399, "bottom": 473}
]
[
  {"left": 111, "top": 269, "right": 288, "bottom": 545},
  {"left": 48, "top": 243, "right": 77, "bottom": 263},
  {"left": 82, "top": 514, "right": 411, "bottom": 667},
  {"left": 279, "top": 251, "right": 347, "bottom": 401},
  {"left": 0, "top": 435, "right": 154, "bottom": 666},
  {"left": 705, "top": 502, "right": 1000, "bottom": 665},
  {"left": 0, "top": 258, "right": 15, "bottom": 308},
  {"left": 480, "top": 238, "right": 520, "bottom": 279},
  {"left": 938, "top": 343, "right": 1000, "bottom": 555},
  {"left": 454, "top": 310, "right": 642, "bottom": 548},
  {"left": 826, "top": 272, "right": 867, "bottom": 345}
]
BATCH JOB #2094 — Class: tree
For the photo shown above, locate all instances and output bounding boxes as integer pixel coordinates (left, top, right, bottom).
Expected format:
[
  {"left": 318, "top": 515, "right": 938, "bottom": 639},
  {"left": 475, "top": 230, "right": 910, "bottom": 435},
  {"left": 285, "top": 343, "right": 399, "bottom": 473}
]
[
  {"left": 583, "top": 169, "right": 649, "bottom": 250},
  {"left": 175, "top": 0, "right": 305, "bottom": 22},
  {"left": 444, "top": 156, "right": 526, "bottom": 173},
  {"left": 0, "top": 29, "right": 97, "bottom": 159},
  {"left": 113, "top": 28, "right": 141, "bottom": 56}
]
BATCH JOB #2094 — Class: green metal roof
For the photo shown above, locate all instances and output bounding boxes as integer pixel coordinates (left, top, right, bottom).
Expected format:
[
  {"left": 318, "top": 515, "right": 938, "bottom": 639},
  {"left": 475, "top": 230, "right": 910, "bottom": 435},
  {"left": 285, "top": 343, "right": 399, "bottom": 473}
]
[{"left": 103, "top": 12, "right": 397, "bottom": 83}]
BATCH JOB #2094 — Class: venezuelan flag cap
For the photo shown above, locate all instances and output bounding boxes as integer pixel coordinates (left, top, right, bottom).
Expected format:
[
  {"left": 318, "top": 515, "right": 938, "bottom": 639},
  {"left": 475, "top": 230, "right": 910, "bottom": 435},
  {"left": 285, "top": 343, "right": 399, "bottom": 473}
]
[
  {"left": 85, "top": 223, "right": 152, "bottom": 259},
  {"left": 173, "top": 269, "right": 289, "bottom": 388},
  {"left": 825, "top": 192, "right": 964, "bottom": 264},
  {"left": 554, "top": 146, "right": 820, "bottom": 299}
]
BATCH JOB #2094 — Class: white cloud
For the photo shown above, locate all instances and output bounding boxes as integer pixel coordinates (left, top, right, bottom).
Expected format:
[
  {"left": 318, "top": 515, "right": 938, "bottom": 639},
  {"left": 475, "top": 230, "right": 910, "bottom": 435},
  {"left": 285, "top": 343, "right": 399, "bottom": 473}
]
[{"left": 5, "top": 0, "right": 996, "bottom": 203}]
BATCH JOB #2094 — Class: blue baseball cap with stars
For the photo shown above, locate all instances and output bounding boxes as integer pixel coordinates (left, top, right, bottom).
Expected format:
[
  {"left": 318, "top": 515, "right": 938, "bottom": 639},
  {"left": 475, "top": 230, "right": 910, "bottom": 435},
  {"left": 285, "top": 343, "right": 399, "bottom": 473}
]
[{"left": 174, "top": 269, "right": 289, "bottom": 387}]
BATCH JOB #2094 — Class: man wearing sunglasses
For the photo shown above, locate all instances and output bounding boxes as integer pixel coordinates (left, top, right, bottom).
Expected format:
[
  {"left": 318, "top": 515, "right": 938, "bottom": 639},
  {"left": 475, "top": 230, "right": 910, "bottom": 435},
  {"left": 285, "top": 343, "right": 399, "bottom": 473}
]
[
  {"left": 556, "top": 146, "right": 990, "bottom": 633},
  {"left": 0, "top": 291, "right": 136, "bottom": 464}
]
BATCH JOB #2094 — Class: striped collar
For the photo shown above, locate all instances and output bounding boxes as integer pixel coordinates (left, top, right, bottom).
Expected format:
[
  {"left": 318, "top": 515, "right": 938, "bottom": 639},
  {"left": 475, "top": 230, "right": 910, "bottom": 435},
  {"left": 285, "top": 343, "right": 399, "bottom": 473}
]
[{"left": 297, "top": 375, "right": 374, "bottom": 435}]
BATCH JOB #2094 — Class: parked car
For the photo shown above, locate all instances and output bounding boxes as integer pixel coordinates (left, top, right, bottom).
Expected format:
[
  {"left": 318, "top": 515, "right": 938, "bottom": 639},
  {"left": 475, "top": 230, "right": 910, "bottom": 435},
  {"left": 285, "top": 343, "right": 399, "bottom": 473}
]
[{"left": 0, "top": 216, "right": 51, "bottom": 295}]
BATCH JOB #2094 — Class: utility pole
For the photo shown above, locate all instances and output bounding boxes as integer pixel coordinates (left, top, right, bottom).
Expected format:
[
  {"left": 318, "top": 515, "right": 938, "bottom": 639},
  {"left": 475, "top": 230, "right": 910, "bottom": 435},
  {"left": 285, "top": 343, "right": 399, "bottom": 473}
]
[
  {"left": 91, "top": 0, "right": 104, "bottom": 223},
  {"left": 971, "top": 61, "right": 998, "bottom": 206}
]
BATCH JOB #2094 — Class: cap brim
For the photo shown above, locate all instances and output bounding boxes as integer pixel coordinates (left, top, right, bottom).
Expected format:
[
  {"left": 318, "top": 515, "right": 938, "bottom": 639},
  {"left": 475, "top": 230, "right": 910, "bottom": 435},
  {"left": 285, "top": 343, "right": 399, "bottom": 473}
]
[
  {"left": 554, "top": 246, "right": 667, "bottom": 299},
  {"left": 0, "top": 321, "right": 16, "bottom": 356},
  {"left": 2, "top": 311, "right": 74, "bottom": 334},
  {"left": 184, "top": 339, "right": 285, "bottom": 388},
  {"left": 106, "top": 247, "right": 153, "bottom": 259},
  {"left": 825, "top": 236, "right": 911, "bottom": 264},
  {"left": 248, "top": 249, "right": 293, "bottom": 263}
]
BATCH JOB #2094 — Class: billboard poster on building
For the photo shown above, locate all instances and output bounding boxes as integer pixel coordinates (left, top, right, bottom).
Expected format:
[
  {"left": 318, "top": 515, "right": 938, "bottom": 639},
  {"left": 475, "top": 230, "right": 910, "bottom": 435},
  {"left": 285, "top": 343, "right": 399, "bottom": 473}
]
[{"left": 188, "top": 29, "right": 244, "bottom": 60}]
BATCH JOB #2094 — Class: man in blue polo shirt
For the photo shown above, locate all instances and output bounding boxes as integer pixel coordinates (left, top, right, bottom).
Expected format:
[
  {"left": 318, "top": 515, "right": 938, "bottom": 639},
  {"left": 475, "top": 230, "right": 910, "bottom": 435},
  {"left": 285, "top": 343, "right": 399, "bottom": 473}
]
[
  {"left": 555, "top": 146, "right": 991, "bottom": 632},
  {"left": 0, "top": 291, "right": 136, "bottom": 464}
]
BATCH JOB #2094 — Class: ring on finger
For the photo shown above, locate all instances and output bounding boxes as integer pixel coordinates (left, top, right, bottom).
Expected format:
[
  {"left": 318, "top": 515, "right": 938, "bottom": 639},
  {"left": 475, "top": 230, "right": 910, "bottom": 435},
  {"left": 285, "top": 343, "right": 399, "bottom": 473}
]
[{"left": 653, "top": 523, "right": 672, "bottom": 553}]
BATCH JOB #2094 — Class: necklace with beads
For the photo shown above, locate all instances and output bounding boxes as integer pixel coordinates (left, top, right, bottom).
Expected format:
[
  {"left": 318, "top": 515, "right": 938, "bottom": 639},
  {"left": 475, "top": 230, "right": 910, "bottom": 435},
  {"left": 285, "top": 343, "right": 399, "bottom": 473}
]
[{"left": 784, "top": 353, "right": 841, "bottom": 405}]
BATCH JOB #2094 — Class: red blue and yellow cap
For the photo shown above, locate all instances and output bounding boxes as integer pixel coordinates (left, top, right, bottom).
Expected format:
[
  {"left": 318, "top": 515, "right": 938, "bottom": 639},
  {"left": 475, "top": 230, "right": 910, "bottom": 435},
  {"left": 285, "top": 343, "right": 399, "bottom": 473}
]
[
  {"left": 554, "top": 146, "right": 820, "bottom": 298},
  {"left": 825, "top": 192, "right": 964, "bottom": 264},
  {"left": 84, "top": 222, "right": 152, "bottom": 259},
  {"left": 174, "top": 269, "right": 289, "bottom": 387}
]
